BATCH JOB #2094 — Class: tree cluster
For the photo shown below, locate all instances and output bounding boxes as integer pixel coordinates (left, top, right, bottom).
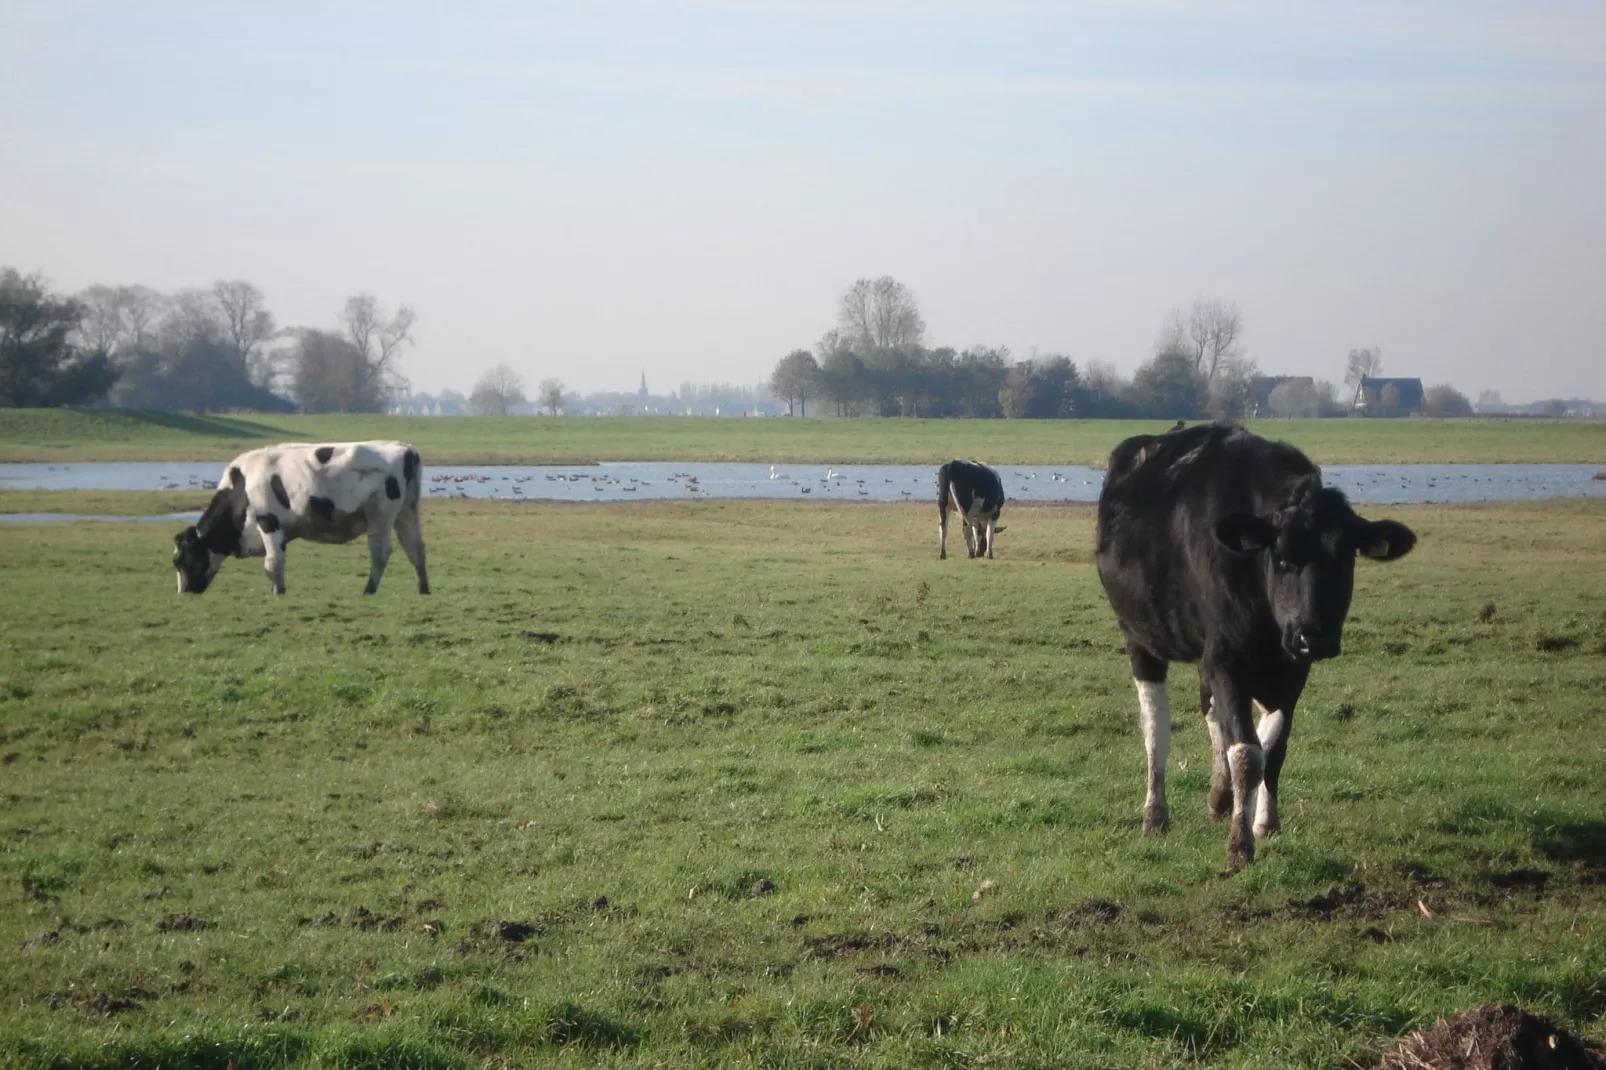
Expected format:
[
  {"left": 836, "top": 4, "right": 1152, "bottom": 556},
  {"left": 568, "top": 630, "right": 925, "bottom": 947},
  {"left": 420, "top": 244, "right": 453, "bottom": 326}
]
[{"left": 0, "top": 266, "right": 416, "bottom": 413}]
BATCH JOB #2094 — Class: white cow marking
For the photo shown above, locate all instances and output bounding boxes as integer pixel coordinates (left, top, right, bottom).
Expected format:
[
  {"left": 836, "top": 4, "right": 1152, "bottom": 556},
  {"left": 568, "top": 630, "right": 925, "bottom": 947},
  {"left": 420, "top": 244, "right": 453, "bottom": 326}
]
[{"left": 1136, "top": 679, "right": 1171, "bottom": 832}]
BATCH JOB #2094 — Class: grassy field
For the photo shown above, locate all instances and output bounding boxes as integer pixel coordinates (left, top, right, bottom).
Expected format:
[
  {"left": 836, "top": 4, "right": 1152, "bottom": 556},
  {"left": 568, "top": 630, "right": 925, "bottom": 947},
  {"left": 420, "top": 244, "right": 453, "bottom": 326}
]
[
  {"left": 1, "top": 494, "right": 1603, "bottom": 1069},
  {"left": 2, "top": 407, "right": 1605, "bottom": 465}
]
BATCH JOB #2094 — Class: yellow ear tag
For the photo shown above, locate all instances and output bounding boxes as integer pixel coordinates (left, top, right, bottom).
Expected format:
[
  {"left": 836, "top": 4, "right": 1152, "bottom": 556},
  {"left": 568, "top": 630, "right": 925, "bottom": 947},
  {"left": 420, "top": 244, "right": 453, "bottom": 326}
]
[
  {"left": 1240, "top": 536, "right": 1262, "bottom": 551},
  {"left": 1364, "top": 540, "right": 1390, "bottom": 560}
]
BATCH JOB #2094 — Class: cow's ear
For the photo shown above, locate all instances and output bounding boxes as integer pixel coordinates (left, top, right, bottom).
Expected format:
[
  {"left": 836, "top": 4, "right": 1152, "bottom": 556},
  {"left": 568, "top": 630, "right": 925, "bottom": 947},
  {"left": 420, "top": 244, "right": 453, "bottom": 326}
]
[
  {"left": 1354, "top": 518, "right": 1416, "bottom": 562},
  {"left": 1216, "top": 514, "right": 1277, "bottom": 555}
]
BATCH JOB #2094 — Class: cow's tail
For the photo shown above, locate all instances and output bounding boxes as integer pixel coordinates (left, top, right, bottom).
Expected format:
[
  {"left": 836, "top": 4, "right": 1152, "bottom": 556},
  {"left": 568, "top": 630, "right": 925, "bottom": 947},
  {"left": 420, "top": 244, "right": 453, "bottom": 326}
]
[
  {"left": 404, "top": 447, "right": 423, "bottom": 509},
  {"left": 936, "top": 461, "right": 952, "bottom": 521}
]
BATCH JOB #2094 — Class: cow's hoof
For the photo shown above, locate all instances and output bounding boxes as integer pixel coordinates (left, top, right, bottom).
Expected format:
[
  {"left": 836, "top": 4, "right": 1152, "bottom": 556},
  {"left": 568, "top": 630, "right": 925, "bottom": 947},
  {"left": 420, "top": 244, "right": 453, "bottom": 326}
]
[
  {"left": 1224, "top": 844, "right": 1254, "bottom": 871},
  {"left": 939, "top": 552, "right": 946, "bottom": 560},
  {"left": 1142, "top": 806, "right": 1169, "bottom": 834}
]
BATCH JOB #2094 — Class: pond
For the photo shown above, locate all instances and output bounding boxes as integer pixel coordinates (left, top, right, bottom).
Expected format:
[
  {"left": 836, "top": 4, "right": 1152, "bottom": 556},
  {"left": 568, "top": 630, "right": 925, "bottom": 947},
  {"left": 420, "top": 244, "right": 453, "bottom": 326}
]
[{"left": 2, "top": 460, "right": 1603, "bottom": 509}]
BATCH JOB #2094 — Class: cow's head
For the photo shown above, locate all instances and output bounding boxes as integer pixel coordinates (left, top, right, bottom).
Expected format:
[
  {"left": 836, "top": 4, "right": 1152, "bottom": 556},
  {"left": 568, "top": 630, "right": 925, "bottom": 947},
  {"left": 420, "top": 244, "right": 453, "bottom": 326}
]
[
  {"left": 173, "top": 527, "right": 224, "bottom": 594},
  {"left": 1215, "top": 476, "right": 1414, "bottom": 662}
]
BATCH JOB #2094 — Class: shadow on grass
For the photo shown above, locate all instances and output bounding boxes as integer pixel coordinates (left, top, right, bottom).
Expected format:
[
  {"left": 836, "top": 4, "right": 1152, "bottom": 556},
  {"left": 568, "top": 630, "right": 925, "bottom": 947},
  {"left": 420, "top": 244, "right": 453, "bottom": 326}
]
[
  {"left": 1532, "top": 815, "right": 1606, "bottom": 868},
  {"left": 115, "top": 411, "right": 297, "bottom": 439}
]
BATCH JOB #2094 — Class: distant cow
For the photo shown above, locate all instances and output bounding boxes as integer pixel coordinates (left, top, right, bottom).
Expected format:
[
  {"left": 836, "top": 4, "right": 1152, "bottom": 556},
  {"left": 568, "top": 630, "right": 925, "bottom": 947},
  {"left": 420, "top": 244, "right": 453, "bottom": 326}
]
[
  {"left": 1095, "top": 423, "right": 1415, "bottom": 870},
  {"left": 937, "top": 459, "right": 1006, "bottom": 560},
  {"left": 173, "top": 441, "right": 429, "bottom": 596}
]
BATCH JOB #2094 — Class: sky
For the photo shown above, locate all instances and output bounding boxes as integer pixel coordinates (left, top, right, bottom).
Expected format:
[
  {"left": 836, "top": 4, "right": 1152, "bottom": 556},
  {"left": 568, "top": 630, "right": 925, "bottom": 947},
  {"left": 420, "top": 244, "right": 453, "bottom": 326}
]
[{"left": 2, "top": 1, "right": 1603, "bottom": 401}]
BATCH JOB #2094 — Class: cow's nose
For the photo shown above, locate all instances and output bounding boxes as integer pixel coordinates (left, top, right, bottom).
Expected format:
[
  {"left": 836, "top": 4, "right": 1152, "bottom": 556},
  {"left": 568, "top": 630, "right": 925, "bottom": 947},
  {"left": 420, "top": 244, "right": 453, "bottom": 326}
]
[{"left": 1292, "top": 629, "right": 1313, "bottom": 656}]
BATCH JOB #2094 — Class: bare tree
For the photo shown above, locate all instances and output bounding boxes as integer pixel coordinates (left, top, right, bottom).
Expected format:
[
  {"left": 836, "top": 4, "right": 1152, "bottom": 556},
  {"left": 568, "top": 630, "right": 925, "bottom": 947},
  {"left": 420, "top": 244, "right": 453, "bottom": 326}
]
[
  {"left": 339, "top": 292, "right": 415, "bottom": 406},
  {"left": 213, "top": 280, "right": 277, "bottom": 389},
  {"left": 1204, "top": 354, "right": 1258, "bottom": 418},
  {"left": 1187, "top": 298, "right": 1243, "bottom": 383},
  {"left": 469, "top": 363, "right": 527, "bottom": 416},
  {"left": 1345, "top": 347, "right": 1383, "bottom": 391},
  {"left": 290, "top": 329, "right": 388, "bottom": 413},
  {"left": 77, "top": 285, "right": 126, "bottom": 355},
  {"left": 538, "top": 377, "right": 566, "bottom": 416},
  {"left": 1268, "top": 380, "right": 1322, "bottom": 418},
  {"left": 163, "top": 289, "right": 223, "bottom": 349},
  {"left": 1081, "top": 359, "right": 1127, "bottom": 398},
  {"left": 837, "top": 276, "right": 925, "bottom": 353}
]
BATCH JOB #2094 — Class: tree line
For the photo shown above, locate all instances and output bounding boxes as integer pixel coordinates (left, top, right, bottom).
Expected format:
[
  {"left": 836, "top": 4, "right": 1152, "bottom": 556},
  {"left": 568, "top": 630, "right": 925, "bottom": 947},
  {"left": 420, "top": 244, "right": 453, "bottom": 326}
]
[
  {"left": 0, "top": 267, "right": 415, "bottom": 412},
  {"left": 771, "top": 277, "right": 1480, "bottom": 420}
]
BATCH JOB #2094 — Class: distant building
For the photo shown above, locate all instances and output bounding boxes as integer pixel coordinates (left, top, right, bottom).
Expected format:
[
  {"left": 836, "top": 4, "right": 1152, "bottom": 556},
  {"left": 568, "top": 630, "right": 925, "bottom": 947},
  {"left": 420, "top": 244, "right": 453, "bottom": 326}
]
[
  {"left": 1353, "top": 376, "right": 1424, "bottom": 417},
  {"left": 1249, "top": 375, "right": 1313, "bottom": 417}
]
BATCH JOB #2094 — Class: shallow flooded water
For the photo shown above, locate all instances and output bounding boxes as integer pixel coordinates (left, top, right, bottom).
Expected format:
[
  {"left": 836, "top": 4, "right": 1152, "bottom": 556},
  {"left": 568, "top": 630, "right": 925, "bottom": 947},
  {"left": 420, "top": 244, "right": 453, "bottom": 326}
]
[{"left": 1, "top": 460, "right": 1603, "bottom": 511}]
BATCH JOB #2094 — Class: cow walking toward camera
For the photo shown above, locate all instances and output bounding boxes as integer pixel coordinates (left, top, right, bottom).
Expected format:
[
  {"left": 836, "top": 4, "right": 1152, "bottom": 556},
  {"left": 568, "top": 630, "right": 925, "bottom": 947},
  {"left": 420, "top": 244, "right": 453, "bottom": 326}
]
[
  {"left": 937, "top": 459, "right": 1006, "bottom": 560},
  {"left": 1095, "top": 423, "right": 1415, "bottom": 870},
  {"left": 173, "top": 441, "right": 429, "bottom": 596}
]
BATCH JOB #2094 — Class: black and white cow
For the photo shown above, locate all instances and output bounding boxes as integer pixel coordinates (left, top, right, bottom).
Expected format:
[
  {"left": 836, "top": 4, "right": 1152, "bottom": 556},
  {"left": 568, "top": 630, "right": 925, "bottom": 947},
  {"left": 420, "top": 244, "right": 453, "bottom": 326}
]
[
  {"left": 1094, "top": 423, "right": 1415, "bottom": 870},
  {"left": 173, "top": 441, "right": 429, "bottom": 596},
  {"left": 937, "top": 459, "right": 1006, "bottom": 560}
]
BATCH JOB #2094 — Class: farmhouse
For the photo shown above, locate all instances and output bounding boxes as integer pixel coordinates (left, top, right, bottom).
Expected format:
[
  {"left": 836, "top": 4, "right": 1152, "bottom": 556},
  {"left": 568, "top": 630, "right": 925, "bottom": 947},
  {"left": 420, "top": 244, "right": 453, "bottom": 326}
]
[{"left": 1353, "top": 376, "right": 1425, "bottom": 417}]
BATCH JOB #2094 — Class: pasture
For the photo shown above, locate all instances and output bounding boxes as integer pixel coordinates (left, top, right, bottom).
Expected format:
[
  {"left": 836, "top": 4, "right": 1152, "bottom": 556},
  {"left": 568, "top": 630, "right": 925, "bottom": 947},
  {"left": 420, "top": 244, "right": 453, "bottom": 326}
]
[
  {"left": 1, "top": 494, "right": 1603, "bottom": 1068},
  {"left": 2, "top": 408, "right": 1605, "bottom": 465}
]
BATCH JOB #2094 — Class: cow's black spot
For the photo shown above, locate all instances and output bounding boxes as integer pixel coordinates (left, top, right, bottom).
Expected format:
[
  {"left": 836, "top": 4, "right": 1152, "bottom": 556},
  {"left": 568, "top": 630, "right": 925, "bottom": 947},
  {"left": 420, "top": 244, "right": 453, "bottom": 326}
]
[
  {"left": 385, "top": 475, "right": 402, "bottom": 500},
  {"left": 257, "top": 513, "right": 282, "bottom": 534},
  {"left": 315, "top": 446, "right": 335, "bottom": 464},
  {"left": 270, "top": 474, "right": 291, "bottom": 509},
  {"left": 403, "top": 449, "right": 419, "bottom": 484},
  {"left": 308, "top": 496, "right": 337, "bottom": 521},
  {"left": 228, "top": 466, "right": 244, "bottom": 490}
]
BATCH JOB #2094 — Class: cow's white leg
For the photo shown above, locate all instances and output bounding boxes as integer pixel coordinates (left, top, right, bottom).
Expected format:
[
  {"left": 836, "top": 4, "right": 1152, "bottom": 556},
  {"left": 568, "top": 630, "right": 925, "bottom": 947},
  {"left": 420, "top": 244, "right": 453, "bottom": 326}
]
[
  {"left": 263, "top": 530, "right": 287, "bottom": 595},
  {"left": 1205, "top": 696, "right": 1231, "bottom": 819},
  {"left": 983, "top": 520, "right": 995, "bottom": 559},
  {"left": 363, "top": 526, "right": 393, "bottom": 594},
  {"left": 1135, "top": 679, "right": 1171, "bottom": 833},
  {"left": 1253, "top": 701, "right": 1287, "bottom": 837},
  {"left": 1226, "top": 741, "right": 1265, "bottom": 870},
  {"left": 393, "top": 507, "right": 430, "bottom": 595},
  {"left": 963, "top": 521, "right": 978, "bottom": 559}
]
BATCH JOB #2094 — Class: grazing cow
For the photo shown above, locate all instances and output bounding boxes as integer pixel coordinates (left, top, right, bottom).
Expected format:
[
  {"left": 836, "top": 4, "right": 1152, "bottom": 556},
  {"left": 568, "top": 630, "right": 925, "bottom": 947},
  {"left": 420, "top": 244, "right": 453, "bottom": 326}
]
[
  {"left": 937, "top": 459, "right": 1006, "bottom": 560},
  {"left": 173, "top": 441, "right": 429, "bottom": 596},
  {"left": 1094, "top": 423, "right": 1415, "bottom": 870}
]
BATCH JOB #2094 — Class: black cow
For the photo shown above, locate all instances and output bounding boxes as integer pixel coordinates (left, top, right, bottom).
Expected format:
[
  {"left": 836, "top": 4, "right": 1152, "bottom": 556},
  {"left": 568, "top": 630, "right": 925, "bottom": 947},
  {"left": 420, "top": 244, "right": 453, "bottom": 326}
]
[
  {"left": 937, "top": 459, "right": 1006, "bottom": 560},
  {"left": 1095, "top": 423, "right": 1415, "bottom": 870}
]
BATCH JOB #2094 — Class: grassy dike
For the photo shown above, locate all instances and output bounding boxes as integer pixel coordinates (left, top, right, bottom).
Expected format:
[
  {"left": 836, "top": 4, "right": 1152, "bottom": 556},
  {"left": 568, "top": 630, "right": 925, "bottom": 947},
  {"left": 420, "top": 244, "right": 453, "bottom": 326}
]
[
  {"left": 2, "top": 407, "right": 1604, "bottom": 465},
  {"left": 1, "top": 493, "right": 1602, "bottom": 1067}
]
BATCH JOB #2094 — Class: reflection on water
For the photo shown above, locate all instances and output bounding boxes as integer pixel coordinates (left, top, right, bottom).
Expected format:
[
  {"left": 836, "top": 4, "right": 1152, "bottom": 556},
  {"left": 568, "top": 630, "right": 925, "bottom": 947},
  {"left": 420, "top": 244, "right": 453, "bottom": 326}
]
[
  {"left": 0, "top": 512, "right": 201, "bottom": 524},
  {"left": 2, "top": 460, "right": 1603, "bottom": 508}
]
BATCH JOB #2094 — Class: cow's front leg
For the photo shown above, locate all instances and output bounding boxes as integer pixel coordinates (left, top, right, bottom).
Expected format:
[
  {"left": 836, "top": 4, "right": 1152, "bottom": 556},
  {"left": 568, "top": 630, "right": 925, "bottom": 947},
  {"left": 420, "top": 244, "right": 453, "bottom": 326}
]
[
  {"left": 364, "top": 527, "right": 392, "bottom": 594},
  {"left": 260, "top": 525, "right": 287, "bottom": 595},
  {"left": 982, "top": 520, "right": 995, "bottom": 559},
  {"left": 1129, "top": 646, "right": 1170, "bottom": 834},
  {"left": 1202, "top": 684, "right": 1231, "bottom": 820},
  {"left": 938, "top": 509, "right": 949, "bottom": 560},
  {"left": 963, "top": 522, "right": 978, "bottom": 559},
  {"left": 1253, "top": 699, "right": 1292, "bottom": 838},
  {"left": 1206, "top": 666, "right": 1263, "bottom": 870}
]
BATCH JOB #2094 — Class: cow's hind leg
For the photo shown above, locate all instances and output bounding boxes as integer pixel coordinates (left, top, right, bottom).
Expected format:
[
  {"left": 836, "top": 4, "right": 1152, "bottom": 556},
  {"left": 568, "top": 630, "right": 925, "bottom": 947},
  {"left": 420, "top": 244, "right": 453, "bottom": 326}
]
[
  {"left": 963, "top": 521, "right": 978, "bottom": 559},
  {"left": 393, "top": 506, "right": 430, "bottom": 594},
  {"left": 1202, "top": 682, "right": 1232, "bottom": 819},
  {"left": 364, "top": 525, "right": 393, "bottom": 595},
  {"left": 983, "top": 519, "right": 995, "bottom": 559},
  {"left": 1129, "top": 645, "right": 1170, "bottom": 834},
  {"left": 938, "top": 506, "right": 949, "bottom": 560}
]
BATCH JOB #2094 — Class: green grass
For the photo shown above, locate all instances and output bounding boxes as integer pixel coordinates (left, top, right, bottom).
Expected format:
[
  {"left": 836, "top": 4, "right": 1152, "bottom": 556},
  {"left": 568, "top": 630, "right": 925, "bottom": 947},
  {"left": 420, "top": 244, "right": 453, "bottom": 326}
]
[
  {"left": 1, "top": 494, "right": 1603, "bottom": 1068},
  {"left": 3, "top": 407, "right": 1604, "bottom": 464}
]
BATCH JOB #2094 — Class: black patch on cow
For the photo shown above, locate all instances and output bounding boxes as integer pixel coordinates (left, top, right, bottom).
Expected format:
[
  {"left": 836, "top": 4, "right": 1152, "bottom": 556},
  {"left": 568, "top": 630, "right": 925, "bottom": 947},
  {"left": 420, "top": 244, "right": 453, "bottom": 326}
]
[
  {"left": 308, "top": 496, "right": 337, "bottom": 521},
  {"left": 315, "top": 446, "right": 335, "bottom": 464},
  {"left": 228, "top": 465, "right": 244, "bottom": 490},
  {"left": 270, "top": 474, "right": 292, "bottom": 509},
  {"left": 403, "top": 448, "right": 419, "bottom": 485},
  {"left": 257, "top": 512, "right": 281, "bottom": 534},
  {"left": 385, "top": 475, "right": 402, "bottom": 500}
]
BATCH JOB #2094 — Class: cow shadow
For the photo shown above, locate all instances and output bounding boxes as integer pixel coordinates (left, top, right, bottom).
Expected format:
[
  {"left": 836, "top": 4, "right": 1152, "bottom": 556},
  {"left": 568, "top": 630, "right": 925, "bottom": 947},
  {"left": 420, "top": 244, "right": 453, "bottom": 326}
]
[
  {"left": 1531, "top": 815, "right": 1606, "bottom": 868},
  {"left": 118, "top": 411, "right": 297, "bottom": 439}
]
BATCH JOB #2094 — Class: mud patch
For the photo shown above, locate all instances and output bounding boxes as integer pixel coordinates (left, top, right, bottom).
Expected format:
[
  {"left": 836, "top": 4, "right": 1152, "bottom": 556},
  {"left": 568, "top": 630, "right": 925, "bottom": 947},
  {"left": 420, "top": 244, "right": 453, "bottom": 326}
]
[
  {"left": 156, "top": 912, "right": 209, "bottom": 932},
  {"left": 350, "top": 906, "right": 404, "bottom": 932},
  {"left": 1372, "top": 1003, "right": 1606, "bottom": 1069}
]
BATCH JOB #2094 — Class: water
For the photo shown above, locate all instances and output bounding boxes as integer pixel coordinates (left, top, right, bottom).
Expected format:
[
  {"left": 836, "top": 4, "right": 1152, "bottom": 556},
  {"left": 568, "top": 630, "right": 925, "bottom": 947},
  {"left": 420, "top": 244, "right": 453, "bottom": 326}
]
[{"left": 1, "top": 460, "right": 1603, "bottom": 513}]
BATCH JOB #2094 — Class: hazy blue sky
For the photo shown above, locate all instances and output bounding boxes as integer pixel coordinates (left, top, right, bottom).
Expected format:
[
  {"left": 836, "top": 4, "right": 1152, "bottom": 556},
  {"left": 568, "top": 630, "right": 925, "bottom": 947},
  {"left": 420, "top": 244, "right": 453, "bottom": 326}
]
[{"left": 3, "top": 1, "right": 1603, "bottom": 400}]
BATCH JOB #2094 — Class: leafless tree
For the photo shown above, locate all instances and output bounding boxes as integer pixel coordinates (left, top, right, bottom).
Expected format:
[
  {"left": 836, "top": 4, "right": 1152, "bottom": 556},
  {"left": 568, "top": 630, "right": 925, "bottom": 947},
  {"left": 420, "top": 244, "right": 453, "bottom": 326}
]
[
  {"left": 1268, "top": 380, "right": 1322, "bottom": 418},
  {"left": 1204, "top": 354, "right": 1259, "bottom": 418},
  {"left": 469, "top": 363, "right": 527, "bottom": 416},
  {"left": 78, "top": 284, "right": 169, "bottom": 356},
  {"left": 290, "top": 329, "right": 388, "bottom": 413},
  {"left": 339, "top": 292, "right": 415, "bottom": 405},
  {"left": 768, "top": 349, "right": 819, "bottom": 416},
  {"left": 1187, "top": 298, "right": 1244, "bottom": 383},
  {"left": 837, "top": 276, "right": 925, "bottom": 354},
  {"left": 163, "top": 289, "right": 223, "bottom": 349},
  {"left": 213, "top": 280, "right": 277, "bottom": 388},
  {"left": 538, "top": 377, "right": 566, "bottom": 416},
  {"left": 1081, "top": 359, "right": 1127, "bottom": 398},
  {"left": 1345, "top": 347, "right": 1383, "bottom": 391}
]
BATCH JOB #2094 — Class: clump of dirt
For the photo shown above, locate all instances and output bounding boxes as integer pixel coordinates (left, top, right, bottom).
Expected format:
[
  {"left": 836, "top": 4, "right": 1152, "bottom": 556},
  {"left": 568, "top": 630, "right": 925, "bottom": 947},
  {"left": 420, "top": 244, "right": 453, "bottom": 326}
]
[
  {"left": 350, "top": 906, "right": 403, "bottom": 932},
  {"left": 156, "top": 913, "right": 209, "bottom": 932},
  {"left": 1056, "top": 898, "right": 1124, "bottom": 924},
  {"left": 1373, "top": 1004, "right": 1606, "bottom": 1069}
]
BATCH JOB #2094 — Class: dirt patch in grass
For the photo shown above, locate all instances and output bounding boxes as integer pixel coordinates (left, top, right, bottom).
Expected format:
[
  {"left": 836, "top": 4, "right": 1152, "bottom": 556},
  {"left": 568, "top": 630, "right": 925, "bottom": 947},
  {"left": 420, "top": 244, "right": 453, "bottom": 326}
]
[
  {"left": 1371, "top": 1003, "right": 1606, "bottom": 1069},
  {"left": 156, "top": 912, "right": 209, "bottom": 932}
]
